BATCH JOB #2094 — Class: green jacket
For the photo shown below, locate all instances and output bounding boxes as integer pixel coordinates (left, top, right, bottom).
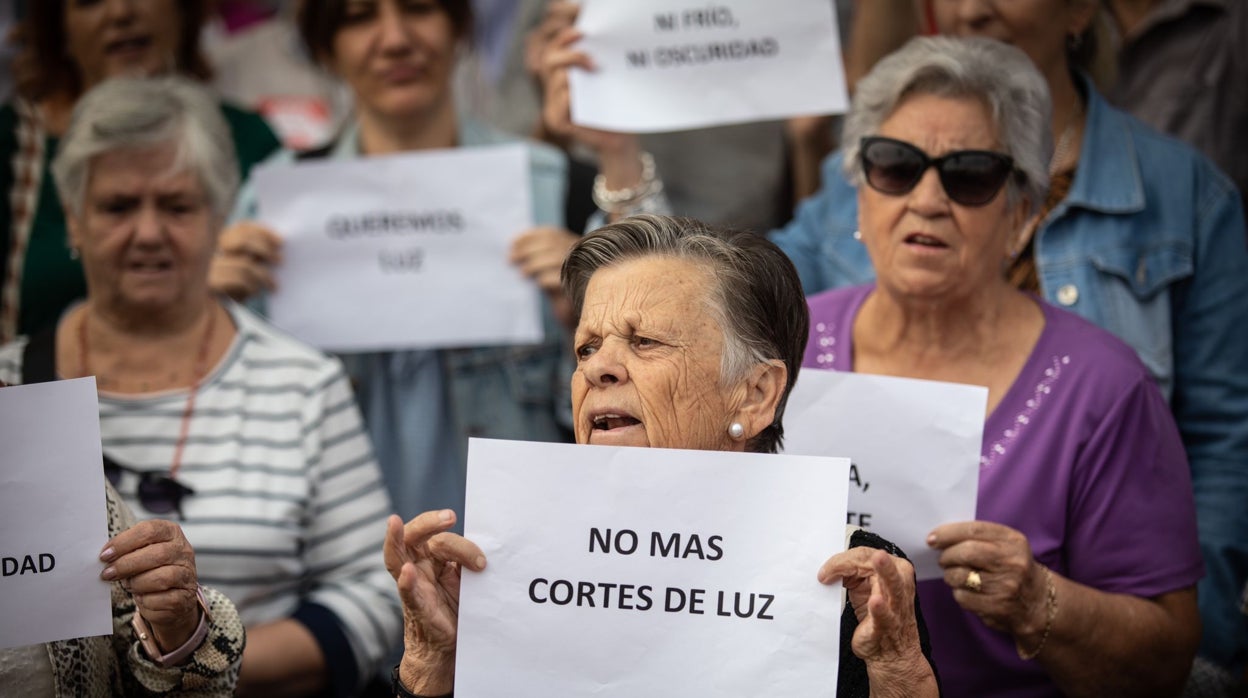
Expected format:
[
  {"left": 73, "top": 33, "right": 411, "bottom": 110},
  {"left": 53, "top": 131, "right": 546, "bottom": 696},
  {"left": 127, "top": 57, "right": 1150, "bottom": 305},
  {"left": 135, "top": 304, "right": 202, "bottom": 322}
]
[{"left": 0, "top": 99, "right": 280, "bottom": 341}]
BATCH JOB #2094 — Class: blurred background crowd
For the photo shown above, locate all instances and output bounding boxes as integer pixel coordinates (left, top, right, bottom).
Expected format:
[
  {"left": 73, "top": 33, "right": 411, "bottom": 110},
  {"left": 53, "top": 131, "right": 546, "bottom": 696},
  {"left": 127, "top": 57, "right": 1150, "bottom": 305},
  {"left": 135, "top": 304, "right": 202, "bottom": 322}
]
[{"left": 0, "top": 0, "right": 1245, "bottom": 696}]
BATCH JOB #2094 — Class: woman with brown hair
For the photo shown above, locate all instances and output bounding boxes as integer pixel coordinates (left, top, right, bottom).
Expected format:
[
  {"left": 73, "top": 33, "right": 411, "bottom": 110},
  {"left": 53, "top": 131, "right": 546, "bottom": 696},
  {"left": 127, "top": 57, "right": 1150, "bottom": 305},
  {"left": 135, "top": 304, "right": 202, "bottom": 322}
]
[{"left": 0, "top": 0, "right": 281, "bottom": 345}]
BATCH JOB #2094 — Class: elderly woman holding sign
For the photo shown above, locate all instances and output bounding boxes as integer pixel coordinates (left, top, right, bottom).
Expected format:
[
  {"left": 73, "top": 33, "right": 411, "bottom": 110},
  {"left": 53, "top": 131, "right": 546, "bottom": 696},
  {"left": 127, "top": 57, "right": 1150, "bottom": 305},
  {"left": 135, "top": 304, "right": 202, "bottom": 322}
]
[
  {"left": 0, "top": 77, "right": 400, "bottom": 697},
  {"left": 799, "top": 37, "right": 1204, "bottom": 696},
  {"left": 0, "top": 393, "right": 245, "bottom": 697},
  {"left": 382, "top": 215, "right": 940, "bottom": 697}
]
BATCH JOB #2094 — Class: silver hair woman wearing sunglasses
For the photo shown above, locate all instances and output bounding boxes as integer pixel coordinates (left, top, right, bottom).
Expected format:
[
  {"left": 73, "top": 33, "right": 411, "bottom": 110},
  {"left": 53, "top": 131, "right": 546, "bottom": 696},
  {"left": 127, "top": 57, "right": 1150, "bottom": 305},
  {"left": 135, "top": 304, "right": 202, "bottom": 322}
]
[{"left": 802, "top": 37, "right": 1203, "bottom": 696}]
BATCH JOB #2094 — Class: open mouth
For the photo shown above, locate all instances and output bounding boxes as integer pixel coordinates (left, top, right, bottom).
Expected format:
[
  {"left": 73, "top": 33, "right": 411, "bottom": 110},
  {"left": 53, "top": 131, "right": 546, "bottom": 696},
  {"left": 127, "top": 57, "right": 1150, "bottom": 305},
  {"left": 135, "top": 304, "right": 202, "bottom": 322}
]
[
  {"left": 105, "top": 36, "right": 154, "bottom": 58},
  {"left": 904, "top": 233, "right": 949, "bottom": 249},
  {"left": 591, "top": 413, "right": 642, "bottom": 432}
]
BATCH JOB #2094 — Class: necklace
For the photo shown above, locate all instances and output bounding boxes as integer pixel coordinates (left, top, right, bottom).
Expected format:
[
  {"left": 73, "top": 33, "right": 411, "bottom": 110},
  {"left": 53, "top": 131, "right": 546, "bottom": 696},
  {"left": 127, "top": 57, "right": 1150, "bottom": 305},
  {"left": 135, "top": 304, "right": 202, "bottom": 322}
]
[
  {"left": 1049, "top": 99, "right": 1084, "bottom": 174},
  {"left": 78, "top": 304, "right": 218, "bottom": 480}
]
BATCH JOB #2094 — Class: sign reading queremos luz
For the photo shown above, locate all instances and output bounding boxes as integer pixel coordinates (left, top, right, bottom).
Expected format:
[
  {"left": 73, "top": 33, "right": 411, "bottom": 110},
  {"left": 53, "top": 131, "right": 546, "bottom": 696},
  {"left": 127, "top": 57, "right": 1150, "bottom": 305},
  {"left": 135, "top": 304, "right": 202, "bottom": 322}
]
[
  {"left": 254, "top": 143, "right": 543, "bottom": 353},
  {"left": 570, "top": 0, "right": 849, "bottom": 132},
  {"left": 454, "top": 439, "right": 850, "bottom": 697},
  {"left": 0, "top": 378, "right": 112, "bottom": 650}
]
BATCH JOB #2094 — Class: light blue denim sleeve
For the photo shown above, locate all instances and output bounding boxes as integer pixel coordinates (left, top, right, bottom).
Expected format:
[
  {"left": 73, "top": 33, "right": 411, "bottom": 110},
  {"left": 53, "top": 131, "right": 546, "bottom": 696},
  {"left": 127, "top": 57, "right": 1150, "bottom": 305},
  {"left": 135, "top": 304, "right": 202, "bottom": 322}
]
[
  {"left": 1173, "top": 169, "right": 1248, "bottom": 671},
  {"left": 768, "top": 152, "right": 847, "bottom": 294},
  {"left": 768, "top": 151, "right": 875, "bottom": 296},
  {"left": 230, "top": 171, "right": 259, "bottom": 223}
]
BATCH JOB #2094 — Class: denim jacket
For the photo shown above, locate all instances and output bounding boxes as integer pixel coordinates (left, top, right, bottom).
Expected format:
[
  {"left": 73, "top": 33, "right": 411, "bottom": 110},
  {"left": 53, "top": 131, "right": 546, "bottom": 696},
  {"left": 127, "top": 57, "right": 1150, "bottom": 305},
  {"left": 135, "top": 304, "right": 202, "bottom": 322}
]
[
  {"left": 771, "top": 80, "right": 1248, "bottom": 670},
  {"left": 237, "top": 119, "right": 573, "bottom": 524}
]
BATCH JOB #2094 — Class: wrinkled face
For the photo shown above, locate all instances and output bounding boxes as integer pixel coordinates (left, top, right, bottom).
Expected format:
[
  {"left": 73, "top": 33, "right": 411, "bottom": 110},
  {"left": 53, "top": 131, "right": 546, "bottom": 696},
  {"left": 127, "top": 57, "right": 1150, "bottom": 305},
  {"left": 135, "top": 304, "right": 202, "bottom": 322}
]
[
  {"left": 931, "top": 0, "right": 1094, "bottom": 78},
  {"left": 67, "top": 144, "right": 219, "bottom": 314},
  {"left": 330, "top": 0, "right": 458, "bottom": 122},
  {"left": 571, "top": 256, "right": 744, "bottom": 452},
  {"left": 857, "top": 94, "right": 1026, "bottom": 302},
  {"left": 64, "top": 0, "right": 182, "bottom": 89}
]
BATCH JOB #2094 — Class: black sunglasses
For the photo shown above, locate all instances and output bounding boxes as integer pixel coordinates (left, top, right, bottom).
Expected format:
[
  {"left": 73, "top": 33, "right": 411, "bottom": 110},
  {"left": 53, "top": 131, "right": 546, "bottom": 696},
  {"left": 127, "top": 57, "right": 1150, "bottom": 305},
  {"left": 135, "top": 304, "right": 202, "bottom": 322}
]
[
  {"left": 860, "top": 136, "right": 1018, "bottom": 207},
  {"left": 103, "top": 455, "right": 195, "bottom": 518}
]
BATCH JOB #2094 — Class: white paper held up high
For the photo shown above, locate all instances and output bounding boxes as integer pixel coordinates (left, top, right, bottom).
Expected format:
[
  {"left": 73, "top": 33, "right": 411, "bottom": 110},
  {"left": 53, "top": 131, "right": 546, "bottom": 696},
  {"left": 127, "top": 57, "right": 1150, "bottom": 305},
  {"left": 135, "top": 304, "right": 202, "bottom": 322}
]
[
  {"left": 255, "top": 143, "right": 542, "bottom": 353},
  {"left": 570, "top": 0, "right": 848, "bottom": 132}
]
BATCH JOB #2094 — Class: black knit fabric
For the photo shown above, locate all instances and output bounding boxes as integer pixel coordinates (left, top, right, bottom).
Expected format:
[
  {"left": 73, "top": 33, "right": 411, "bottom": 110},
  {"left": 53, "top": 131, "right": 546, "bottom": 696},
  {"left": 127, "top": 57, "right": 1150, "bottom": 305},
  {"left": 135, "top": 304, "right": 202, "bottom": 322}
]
[{"left": 837, "top": 529, "right": 941, "bottom": 697}]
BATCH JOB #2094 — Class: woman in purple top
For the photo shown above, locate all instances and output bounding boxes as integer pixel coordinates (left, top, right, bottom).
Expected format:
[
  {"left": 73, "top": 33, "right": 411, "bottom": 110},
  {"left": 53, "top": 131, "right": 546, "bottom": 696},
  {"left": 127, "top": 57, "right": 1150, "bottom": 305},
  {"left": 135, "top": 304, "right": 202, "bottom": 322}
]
[{"left": 802, "top": 37, "right": 1204, "bottom": 696}]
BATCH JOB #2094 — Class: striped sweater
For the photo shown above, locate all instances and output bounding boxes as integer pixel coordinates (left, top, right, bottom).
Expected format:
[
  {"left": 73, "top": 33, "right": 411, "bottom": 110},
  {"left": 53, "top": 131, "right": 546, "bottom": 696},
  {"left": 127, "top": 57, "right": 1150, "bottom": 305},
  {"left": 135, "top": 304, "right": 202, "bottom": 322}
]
[{"left": 0, "top": 302, "right": 401, "bottom": 694}]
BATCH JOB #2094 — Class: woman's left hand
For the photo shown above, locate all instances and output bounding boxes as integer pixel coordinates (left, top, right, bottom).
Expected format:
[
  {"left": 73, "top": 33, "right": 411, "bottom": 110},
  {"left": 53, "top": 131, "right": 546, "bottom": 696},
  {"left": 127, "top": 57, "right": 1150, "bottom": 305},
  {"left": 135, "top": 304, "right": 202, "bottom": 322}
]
[
  {"left": 510, "top": 226, "right": 579, "bottom": 328},
  {"left": 928, "top": 521, "right": 1049, "bottom": 636},
  {"left": 100, "top": 519, "right": 202, "bottom": 652},
  {"left": 819, "top": 547, "right": 938, "bottom": 696},
  {"left": 510, "top": 226, "right": 578, "bottom": 293},
  {"left": 819, "top": 547, "right": 924, "bottom": 662},
  {"left": 209, "top": 221, "right": 283, "bottom": 302}
]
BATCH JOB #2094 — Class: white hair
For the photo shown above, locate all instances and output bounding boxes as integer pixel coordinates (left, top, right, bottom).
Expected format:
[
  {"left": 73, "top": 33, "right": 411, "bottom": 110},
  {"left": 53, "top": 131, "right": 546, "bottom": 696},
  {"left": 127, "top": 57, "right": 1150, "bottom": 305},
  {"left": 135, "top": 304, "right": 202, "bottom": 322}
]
[
  {"left": 52, "top": 76, "right": 239, "bottom": 220},
  {"left": 842, "top": 36, "right": 1053, "bottom": 211}
]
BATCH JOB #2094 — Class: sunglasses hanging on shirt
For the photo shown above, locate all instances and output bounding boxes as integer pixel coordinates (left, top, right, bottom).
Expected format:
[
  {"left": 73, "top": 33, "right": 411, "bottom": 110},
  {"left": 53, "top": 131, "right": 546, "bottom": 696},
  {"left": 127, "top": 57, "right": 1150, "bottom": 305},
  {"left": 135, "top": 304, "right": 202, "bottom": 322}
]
[{"left": 104, "top": 454, "right": 195, "bottom": 518}]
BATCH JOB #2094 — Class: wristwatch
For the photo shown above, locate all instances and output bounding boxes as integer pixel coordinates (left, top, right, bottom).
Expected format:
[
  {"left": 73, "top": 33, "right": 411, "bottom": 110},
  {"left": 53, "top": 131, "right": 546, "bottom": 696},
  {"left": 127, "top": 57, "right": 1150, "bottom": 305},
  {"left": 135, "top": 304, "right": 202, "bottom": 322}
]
[{"left": 391, "top": 664, "right": 453, "bottom": 698}]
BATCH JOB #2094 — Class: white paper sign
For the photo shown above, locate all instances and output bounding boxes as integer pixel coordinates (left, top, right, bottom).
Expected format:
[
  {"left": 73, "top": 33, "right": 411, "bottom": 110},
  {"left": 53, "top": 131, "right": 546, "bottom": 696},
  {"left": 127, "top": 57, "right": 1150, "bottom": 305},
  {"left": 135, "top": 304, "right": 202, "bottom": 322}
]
[
  {"left": 570, "top": 0, "right": 849, "bottom": 133},
  {"left": 255, "top": 143, "right": 543, "bottom": 352},
  {"left": 782, "top": 370, "right": 986, "bottom": 580},
  {"left": 0, "top": 379, "right": 112, "bottom": 650},
  {"left": 456, "top": 439, "right": 850, "bottom": 697}
]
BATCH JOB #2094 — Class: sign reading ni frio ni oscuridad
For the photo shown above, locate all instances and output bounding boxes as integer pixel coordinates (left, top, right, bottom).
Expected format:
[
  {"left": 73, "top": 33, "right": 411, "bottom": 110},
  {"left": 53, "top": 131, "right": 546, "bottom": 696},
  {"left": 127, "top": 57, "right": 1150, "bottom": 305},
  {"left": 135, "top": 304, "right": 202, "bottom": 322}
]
[{"left": 570, "top": 0, "right": 849, "bottom": 132}]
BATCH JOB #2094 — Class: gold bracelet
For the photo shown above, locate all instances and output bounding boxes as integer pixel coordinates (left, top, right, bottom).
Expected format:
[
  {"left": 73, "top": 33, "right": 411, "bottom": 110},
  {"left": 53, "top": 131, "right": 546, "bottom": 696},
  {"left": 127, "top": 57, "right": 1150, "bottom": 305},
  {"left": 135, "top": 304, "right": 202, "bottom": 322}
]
[{"left": 1016, "top": 566, "right": 1057, "bottom": 661}]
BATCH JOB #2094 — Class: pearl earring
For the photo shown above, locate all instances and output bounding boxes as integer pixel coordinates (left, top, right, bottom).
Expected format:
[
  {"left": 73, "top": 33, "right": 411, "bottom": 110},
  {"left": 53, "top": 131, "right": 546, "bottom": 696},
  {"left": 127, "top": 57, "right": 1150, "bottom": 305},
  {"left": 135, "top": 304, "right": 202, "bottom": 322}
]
[
  {"left": 728, "top": 422, "right": 745, "bottom": 439},
  {"left": 68, "top": 246, "right": 80, "bottom": 261}
]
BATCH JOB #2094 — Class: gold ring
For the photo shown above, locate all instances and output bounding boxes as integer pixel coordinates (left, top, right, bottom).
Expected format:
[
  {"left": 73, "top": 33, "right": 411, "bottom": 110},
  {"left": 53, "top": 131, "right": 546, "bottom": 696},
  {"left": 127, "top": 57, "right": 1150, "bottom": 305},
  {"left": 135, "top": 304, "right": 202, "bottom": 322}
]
[{"left": 964, "top": 569, "right": 983, "bottom": 592}]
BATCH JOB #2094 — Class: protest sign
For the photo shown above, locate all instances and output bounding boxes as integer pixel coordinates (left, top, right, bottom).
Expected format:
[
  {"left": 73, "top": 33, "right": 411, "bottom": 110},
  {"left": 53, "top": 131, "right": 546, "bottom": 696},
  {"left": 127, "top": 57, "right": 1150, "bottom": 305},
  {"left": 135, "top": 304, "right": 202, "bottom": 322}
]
[
  {"left": 255, "top": 143, "right": 543, "bottom": 352},
  {"left": 782, "top": 370, "right": 986, "bottom": 580},
  {"left": 570, "top": 0, "right": 848, "bottom": 132},
  {"left": 0, "top": 378, "right": 112, "bottom": 650},
  {"left": 455, "top": 439, "right": 849, "bottom": 696}
]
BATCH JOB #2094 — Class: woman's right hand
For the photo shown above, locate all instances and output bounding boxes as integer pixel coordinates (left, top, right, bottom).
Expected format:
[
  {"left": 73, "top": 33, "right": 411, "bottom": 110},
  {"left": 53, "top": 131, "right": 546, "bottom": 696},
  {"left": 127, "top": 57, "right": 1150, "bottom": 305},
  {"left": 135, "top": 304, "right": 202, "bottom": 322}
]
[
  {"left": 525, "top": 1, "right": 581, "bottom": 82},
  {"left": 538, "top": 18, "right": 644, "bottom": 184},
  {"left": 384, "top": 510, "right": 486, "bottom": 695},
  {"left": 209, "top": 221, "right": 282, "bottom": 302}
]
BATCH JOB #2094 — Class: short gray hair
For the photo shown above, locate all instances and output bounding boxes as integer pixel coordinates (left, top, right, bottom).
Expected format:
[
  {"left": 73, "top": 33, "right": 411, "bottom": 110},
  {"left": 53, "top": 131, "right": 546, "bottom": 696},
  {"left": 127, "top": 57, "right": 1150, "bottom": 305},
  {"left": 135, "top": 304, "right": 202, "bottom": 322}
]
[
  {"left": 562, "top": 215, "right": 809, "bottom": 454},
  {"left": 843, "top": 36, "right": 1052, "bottom": 211},
  {"left": 53, "top": 76, "right": 239, "bottom": 220}
]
